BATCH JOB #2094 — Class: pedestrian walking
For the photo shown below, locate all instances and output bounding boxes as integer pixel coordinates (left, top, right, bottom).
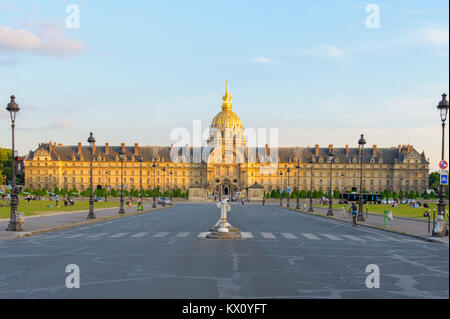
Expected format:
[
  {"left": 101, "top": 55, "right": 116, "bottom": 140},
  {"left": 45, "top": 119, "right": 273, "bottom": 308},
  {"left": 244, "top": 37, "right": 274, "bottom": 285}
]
[
  {"left": 351, "top": 202, "right": 358, "bottom": 227},
  {"left": 262, "top": 197, "right": 265, "bottom": 206},
  {"left": 55, "top": 194, "right": 59, "bottom": 207}
]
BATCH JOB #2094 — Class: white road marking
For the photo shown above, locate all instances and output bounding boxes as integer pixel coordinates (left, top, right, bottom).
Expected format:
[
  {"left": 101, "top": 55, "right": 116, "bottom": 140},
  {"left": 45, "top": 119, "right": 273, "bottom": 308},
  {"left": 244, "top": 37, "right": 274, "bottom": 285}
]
[
  {"left": 321, "top": 234, "right": 342, "bottom": 240},
  {"left": 363, "top": 236, "right": 386, "bottom": 242},
  {"left": 109, "top": 232, "right": 128, "bottom": 238},
  {"left": 341, "top": 235, "right": 365, "bottom": 241},
  {"left": 198, "top": 232, "right": 211, "bottom": 238},
  {"left": 153, "top": 232, "right": 169, "bottom": 238},
  {"left": 281, "top": 233, "right": 298, "bottom": 239},
  {"left": 240, "top": 232, "right": 254, "bottom": 239},
  {"left": 64, "top": 233, "right": 85, "bottom": 239},
  {"left": 85, "top": 232, "right": 108, "bottom": 238},
  {"left": 261, "top": 232, "right": 276, "bottom": 239},
  {"left": 130, "top": 232, "right": 149, "bottom": 238},
  {"left": 175, "top": 232, "right": 190, "bottom": 238},
  {"left": 302, "top": 233, "right": 320, "bottom": 240}
]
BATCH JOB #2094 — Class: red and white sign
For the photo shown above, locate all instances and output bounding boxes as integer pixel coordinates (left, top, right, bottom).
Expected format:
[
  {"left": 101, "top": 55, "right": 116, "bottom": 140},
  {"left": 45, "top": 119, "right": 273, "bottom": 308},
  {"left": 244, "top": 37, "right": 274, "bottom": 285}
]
[{"left": 439, "top": 160, "right": 448, "bottom": 170}]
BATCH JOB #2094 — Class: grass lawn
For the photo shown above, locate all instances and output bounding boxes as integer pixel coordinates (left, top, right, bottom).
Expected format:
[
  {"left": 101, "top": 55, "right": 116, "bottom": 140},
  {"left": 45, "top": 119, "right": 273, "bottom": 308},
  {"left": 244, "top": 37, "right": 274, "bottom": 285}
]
[
  {"left": 0, "top": 200, "right": 121, "bottom": 219},
  {"left": 313, "top": 203, "right": 449, "bottom": 221}
]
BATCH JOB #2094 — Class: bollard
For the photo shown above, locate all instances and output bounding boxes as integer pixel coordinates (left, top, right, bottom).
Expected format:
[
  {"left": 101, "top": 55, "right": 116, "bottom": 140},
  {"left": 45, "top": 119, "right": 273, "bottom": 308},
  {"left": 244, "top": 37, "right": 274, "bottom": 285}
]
[
  {"left": 432, "top": 208, "right": 436, "bottom": 231},
  {"left": 428, "top": 212, "right": 431, "bottom": 233}
]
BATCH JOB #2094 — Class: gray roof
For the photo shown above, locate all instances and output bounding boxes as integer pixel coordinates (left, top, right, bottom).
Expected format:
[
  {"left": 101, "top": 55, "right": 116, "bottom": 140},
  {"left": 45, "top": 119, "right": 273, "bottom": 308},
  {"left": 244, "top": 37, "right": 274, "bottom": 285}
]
[{"left": 28, "top": 143, "right": 428, "bottom": 164}]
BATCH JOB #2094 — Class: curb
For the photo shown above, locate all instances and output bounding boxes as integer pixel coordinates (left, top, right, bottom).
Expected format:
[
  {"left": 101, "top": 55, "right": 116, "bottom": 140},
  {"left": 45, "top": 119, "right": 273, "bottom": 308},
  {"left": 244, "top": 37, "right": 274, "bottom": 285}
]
[
  {"left": 283, "top": 207, "right": 448, "bottom": 245},
  {"left": 12, "top": 205, "right": 172, "bottom": 239}
]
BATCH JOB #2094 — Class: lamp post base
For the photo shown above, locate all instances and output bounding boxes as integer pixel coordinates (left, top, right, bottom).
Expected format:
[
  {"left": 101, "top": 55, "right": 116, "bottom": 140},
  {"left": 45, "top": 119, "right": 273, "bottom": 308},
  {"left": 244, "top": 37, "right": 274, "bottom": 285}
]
[
  {"left": 87, "top": 212, "right": 96, "bottom": 219},
  {"left": 6, "top": 221, "right": 23, "bottom": 232}
]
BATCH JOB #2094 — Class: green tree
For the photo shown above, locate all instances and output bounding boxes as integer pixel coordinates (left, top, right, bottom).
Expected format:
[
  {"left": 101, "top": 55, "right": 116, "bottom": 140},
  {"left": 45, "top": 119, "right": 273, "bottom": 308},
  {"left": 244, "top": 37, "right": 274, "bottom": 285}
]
[{"left": 429, "top": 172, "right": 440, "bottom": 189}]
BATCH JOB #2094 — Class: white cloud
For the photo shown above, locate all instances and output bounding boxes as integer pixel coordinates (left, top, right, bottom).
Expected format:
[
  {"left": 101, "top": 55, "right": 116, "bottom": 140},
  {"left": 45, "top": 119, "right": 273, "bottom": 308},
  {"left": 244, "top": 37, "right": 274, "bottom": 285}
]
[
  {"left": 298, "top": 46, "right": 350, "bottom": 58},
  {"left": 0, "top": 25, "right": 86, "bottom": 58},
  {"left": 252, "top": 57, "right": 275, "bottom": 64},
  {"left": 416, "top": 28, "right": 449, "bottom": 45}
]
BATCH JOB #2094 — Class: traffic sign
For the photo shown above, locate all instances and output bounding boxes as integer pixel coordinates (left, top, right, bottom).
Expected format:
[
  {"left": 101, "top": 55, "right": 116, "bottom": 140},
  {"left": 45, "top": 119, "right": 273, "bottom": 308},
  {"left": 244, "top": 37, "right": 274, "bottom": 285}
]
[
  {"left": 441, "top": 174, "right": 448, "bottom": 185},
  {"left": 439, "top": 160, "right": 448, "bottom": 170},
  {"left": 286, "top": 186, "right": 291, "bottom": 193}
]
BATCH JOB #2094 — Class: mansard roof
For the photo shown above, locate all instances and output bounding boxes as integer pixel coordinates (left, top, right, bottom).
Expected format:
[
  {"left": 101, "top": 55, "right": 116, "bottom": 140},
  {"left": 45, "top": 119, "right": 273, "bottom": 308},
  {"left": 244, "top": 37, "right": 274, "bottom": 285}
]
[{"left": 28, "top": 142, "right": 429, "bottom": 165}]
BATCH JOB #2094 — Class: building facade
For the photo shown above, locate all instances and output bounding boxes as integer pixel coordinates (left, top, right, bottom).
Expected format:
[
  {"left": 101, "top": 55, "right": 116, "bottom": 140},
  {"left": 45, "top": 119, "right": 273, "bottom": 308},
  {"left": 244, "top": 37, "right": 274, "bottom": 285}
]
[{"left": 25, "top": 81, "right": 430, "bottom": 199}]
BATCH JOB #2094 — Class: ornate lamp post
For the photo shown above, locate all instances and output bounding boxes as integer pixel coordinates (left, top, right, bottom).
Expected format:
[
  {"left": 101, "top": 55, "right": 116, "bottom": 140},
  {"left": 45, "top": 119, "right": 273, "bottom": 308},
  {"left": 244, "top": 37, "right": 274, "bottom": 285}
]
[
  {"left": 162, "top": 167, "right": 166, "bottom": 205},
  {"left": 295, "top": 162, "right": 300, "bottom": 210},
  {"left": 358, "top": 134, "right": 366, "bottom": 221},
  {"left": 279, "top": 171, "right": 283, "bottom": 206},
  {"left": 169, "top": 170, "right": 173, "bottom": 201},
  {"left": 341, "top": 173, "right": 345, "bottom": 204},
  {"left": 87, "top": 132, "right": 96, "bottom": 219},
  {"left": 118, "top": 149, "right": 125, "bottom": 214},
  {"left": 104, "top": 171, "right": 108, "bottom": 202},
  {"left": 138, "top": 154, "right": 143, "bottom": 201},
  {"left": 435, "top": 93, "right": 449, "bottom": 236},
  {"left": 286, "top": 168, "right": 291, "bottom": 208},
  {"left": 308, "top": 163, "right": 314, "bottom": 212},
  {"left": 399, "top": 176, "right": 403, "bottom": 204},
  {"left": 327, "top": 148, "right": 335, "bottom": 216},
  {"left": 152, "top": 161, "right": 156, "bottom": 208},
  {"left": 6, "top": 95, "right": 22, "bottom": 231}
]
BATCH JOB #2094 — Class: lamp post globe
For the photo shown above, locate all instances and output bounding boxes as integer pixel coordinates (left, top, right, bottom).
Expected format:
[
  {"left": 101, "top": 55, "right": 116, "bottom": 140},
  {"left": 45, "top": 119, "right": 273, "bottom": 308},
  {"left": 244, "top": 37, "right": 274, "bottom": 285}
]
[
  {"left": 434, "top": 93, "right": 449, "bottom": 237},
  {"left": 6, "top": 95, "right": 22, "bottom": 231},
  {"left": 327, "top": 149, "right": 335, "bottom": 216},
  {"left": 118, "top": 149, "right": 125, "bottom": 214},
  {"left": 358, "top": 134, "right": 366, "bottom": 221},
  {"left": 87, "top": 132, "right": 96, "bottom": 219}
]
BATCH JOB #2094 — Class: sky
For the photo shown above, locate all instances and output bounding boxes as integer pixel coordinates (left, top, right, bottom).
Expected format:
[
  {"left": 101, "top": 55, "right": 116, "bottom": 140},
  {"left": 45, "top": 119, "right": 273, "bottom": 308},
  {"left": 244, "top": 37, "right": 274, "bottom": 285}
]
[{"left": 0, "top": 0, "right": 448, "bottom": 171}]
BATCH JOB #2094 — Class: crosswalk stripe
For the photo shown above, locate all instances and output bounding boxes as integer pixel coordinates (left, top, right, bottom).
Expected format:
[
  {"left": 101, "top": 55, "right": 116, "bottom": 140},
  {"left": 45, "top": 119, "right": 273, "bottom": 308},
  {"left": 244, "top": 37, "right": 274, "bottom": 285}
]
[
  {"left": 240, "top": 232, "right": 254, "bottom": 239},
  {"left": 85, "top": 232, "right": 107, "bottom": 238},
  {"left": 109, "top": 232, "right": 128, "bottom": 238},
  {"left": 302, "top": 233, "right": 320, "bottom": 240},
  {"left": 175, "top": 232, "right": 190, "bottom": 238},
  {"left": 131, "top": 232, "right": 149, "bottom": 238},
  {"left": 198, "top": 232, "right": 210, "bottom": 238},
  {"left": 261, "top": 232, "right": 276, "bottom": 239},
  {"left": 320, "top": 234, "right": 342, "bottom": 240},
  {"left": 64, "top": 233, "right": 85, "bottom": 239},
  {"left": 363, "top": 236, "right": 386, "bottom": 242},
  {"left": 281, "top": 233, "right": 297, "bottom": 239},
  {"left": 153, "top": 232, "right": 169, "bottom": 238},
  {"left": 341, "top": 235, "right": 365, "bottom": 241}
]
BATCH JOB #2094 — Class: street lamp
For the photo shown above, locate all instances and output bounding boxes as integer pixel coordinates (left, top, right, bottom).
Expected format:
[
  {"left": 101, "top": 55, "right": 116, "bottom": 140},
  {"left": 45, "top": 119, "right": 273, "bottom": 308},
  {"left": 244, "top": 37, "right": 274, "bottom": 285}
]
[
  {"left": 358, "top": 134, "right": 366, "bottom": 221},
  {"left": 87, "top": 132, "right": 96, "bottom": 219},
  {"left": 6, "top": 95, "right": 22, "bottom": 231},
  {"left": 295, "top": 161, "right": 300, "bottom": 210},
  {"left": 152, "top": 161, "right": 156, "bottom": 208},
  {"left": 104, "top": 171, "right": 108, "bottom": 202},
  {"left": 162, "top": 167, "right": 166, "bottom": 206},
  {"left": 286, "top": 168, "right": 291, "bottom": 208},
  {"left": 169, "top": 170, "right": 173, "bottom": 202},
  {"left": 118, "top": 149, "right": 125, "bottom": 214},
  {"left": 435, "top": 93, "right": 449, "bottom": 236},
  {"left": 279, "top": 171, "right": 283, "bottom": 206},
  {"left": 308, "top": 163, "right": 314, "bottom": 212},
  {"left": 138, "top": 154, "right": 143, "bottom": 201},
  {"left": 399, "top": 176, "right": 403, "bottom": 204},
  {"left": 341, "top": 173, "right": 345, "bottom": 205},
  {"left": 327, "top": 148, "right": 335, "bottom": 216}
]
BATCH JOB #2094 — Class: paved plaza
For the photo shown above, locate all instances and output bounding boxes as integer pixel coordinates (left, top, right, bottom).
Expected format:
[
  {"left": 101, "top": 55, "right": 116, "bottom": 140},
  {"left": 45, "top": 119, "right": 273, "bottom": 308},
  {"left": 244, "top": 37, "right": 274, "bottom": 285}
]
[{"left": 0, "top": 204, "right": 448, "bottom": 298}]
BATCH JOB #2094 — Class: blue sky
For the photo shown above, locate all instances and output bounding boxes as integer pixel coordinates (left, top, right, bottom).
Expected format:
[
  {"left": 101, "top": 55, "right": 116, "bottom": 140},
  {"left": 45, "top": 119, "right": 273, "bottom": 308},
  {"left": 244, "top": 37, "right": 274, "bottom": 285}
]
[{"left": 0, "top": 0, "right": 448, "bottom": 170}]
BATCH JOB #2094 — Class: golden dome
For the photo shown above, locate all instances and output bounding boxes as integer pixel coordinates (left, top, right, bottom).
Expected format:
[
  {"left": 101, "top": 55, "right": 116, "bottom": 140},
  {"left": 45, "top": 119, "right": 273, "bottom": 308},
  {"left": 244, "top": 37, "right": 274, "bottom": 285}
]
[{"left": 211, "top": 80, "right": 244, "bottom": 129}]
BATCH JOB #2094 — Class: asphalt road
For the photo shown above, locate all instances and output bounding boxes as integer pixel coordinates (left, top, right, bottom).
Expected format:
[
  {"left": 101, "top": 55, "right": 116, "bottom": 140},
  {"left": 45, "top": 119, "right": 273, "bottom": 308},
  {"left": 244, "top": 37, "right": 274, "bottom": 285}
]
[{"left": 0, "top": 204, "right": 448, "bottom": 298}]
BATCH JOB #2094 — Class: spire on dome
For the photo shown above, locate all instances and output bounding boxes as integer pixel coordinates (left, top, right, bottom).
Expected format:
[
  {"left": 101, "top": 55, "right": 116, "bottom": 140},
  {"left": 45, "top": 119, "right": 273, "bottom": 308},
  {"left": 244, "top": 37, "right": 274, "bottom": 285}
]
[{"left": 221, "top": 79, "right": 232, "bottom": 111}]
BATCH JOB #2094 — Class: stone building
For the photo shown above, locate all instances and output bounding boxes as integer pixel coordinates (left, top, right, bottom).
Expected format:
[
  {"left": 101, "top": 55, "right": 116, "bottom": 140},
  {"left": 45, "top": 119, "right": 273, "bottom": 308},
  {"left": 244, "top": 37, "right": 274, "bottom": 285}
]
[{"left": 24, "top": 81, "right": 430, "bottom": 199}]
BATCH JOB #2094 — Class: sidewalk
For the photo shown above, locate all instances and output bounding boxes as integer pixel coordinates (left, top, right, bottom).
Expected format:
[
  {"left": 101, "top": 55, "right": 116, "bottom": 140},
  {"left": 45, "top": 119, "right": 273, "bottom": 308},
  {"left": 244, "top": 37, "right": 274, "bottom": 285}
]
[
  {"left": 289, "top": 205, "right": 449, "bottom": 244},
  {"left": 0, "top": 203, "right": 169, "bottom": 241}
]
